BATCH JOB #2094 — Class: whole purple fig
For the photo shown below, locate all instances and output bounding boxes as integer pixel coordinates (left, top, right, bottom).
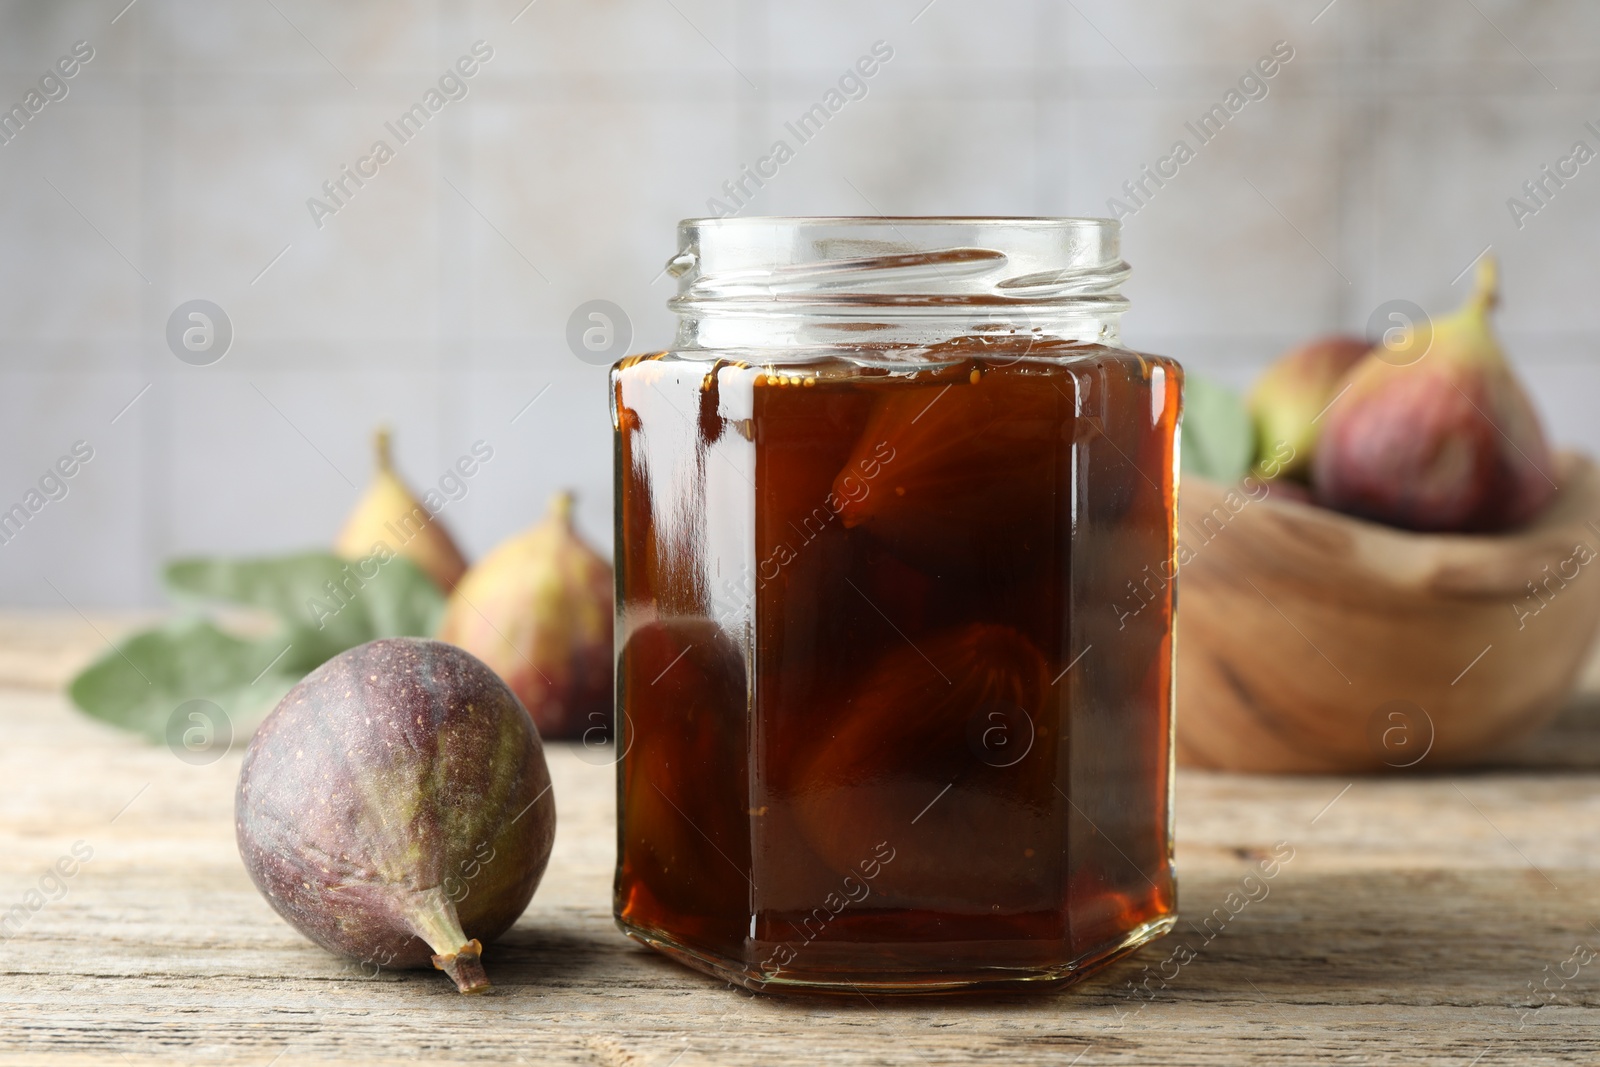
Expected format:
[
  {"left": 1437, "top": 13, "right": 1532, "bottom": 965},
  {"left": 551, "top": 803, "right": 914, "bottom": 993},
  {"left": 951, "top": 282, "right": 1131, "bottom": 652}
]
[
  {"left": 1247, "top": 334, "right": 1370, "bottom": 481},
  {"left": 1312, "top": 256, "right": 1556, "bottom": 532},
  {"left": 236, "top": 638, "right": 556, "bottom": 993}
]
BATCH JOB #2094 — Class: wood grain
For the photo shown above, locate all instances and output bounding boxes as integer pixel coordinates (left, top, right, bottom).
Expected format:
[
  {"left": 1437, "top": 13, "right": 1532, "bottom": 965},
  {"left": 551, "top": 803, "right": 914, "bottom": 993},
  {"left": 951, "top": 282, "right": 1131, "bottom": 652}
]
[{"left": 2, "top": 617, "right": 1600, "bottom": 1065}]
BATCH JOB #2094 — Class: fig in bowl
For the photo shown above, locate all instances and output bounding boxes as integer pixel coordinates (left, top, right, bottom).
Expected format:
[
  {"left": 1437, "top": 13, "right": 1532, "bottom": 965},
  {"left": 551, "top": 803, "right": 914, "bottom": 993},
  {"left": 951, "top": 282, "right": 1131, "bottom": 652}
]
[
  {"left": 1312, "top": 259, "right": 1556, "bottom": 532},
  {"left": 1177, "top": 257, "right": 1600, "bottom": 772},
  {"left": 1246, "top": 333, "right": 1369, "bottom": 483}
]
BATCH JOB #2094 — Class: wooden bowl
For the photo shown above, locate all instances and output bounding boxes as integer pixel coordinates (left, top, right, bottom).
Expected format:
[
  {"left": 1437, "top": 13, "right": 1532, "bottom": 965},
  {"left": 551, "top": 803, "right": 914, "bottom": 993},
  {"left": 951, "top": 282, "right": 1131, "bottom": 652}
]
[{"left": 1177, "top": 451, "right": 1600, "bottom": 773}]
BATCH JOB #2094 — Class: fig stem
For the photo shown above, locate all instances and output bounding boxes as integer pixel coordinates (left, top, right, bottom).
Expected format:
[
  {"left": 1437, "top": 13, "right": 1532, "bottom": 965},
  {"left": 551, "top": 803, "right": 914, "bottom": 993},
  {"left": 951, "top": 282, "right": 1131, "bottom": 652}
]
[
  {"left": 374, "top": 426, "right": 394, "bottom": 471},
  {"left": 402, "top": 888, "right": 492, "bottom": 994},
  {"left": 432, "top": 939, "right": 491, "bottom": 995},
  {"left": 1471, "top": 254, "right": 1499, "bottom": 315}
]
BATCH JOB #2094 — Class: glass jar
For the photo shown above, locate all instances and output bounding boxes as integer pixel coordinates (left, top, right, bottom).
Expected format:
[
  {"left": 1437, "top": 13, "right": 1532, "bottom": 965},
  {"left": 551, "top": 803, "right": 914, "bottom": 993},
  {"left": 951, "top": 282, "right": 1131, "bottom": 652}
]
[{"left": 610, "top": 217, "right": 1179, "bottom": 993}]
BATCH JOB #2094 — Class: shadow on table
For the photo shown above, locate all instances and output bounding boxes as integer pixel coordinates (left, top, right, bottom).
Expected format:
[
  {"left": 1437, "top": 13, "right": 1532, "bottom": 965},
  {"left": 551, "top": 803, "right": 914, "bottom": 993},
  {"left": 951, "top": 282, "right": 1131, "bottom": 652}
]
[{"left": 487, "top": 921, "right": 654, "bottom": 987}]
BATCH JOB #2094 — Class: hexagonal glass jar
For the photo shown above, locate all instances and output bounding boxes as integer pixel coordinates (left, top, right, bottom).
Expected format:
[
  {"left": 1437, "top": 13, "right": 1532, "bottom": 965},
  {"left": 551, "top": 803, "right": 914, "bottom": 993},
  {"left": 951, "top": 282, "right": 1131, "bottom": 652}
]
[{"left": 611, "top": 217, "right": 1179, "bottom": 993}]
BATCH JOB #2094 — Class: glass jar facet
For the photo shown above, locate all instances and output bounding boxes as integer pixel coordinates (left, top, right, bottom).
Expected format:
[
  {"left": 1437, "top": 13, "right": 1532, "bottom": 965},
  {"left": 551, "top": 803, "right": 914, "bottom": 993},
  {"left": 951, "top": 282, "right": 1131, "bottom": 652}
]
[{"left": 612, "top": 218, "right": 1179, "bottom": 993}]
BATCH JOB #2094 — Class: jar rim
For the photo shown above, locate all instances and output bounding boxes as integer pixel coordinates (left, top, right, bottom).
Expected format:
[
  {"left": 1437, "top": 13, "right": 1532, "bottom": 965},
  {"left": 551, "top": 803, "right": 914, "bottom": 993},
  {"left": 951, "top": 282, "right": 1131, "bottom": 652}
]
[{"left": 669, "top": 215, "right": 1129, "bottom": 310}]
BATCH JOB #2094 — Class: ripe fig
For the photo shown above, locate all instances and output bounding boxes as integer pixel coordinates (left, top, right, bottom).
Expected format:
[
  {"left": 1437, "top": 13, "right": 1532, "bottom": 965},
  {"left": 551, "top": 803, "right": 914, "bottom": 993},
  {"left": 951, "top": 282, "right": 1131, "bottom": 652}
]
[
  {"left": 1246, "top": 334, "right": 1370, "bottom": 480},
  {"left": 236, "top": 637, "right": 555, "bottom": 994},
  {"left": 336, "top": 428, "right": 469, "bottom": 592},
  {"left": 1312, "top": 257, "right": 1556, "bottom": 532},
  {"left": 436, "top": 492, "right": 613, "bottom": 740}
]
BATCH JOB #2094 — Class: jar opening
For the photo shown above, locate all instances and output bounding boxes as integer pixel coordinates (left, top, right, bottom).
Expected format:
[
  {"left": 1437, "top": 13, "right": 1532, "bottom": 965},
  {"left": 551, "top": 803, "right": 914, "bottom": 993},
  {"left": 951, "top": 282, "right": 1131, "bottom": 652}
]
[{"left": 666, "top": 216, "right": 1130, "bottom": 350}]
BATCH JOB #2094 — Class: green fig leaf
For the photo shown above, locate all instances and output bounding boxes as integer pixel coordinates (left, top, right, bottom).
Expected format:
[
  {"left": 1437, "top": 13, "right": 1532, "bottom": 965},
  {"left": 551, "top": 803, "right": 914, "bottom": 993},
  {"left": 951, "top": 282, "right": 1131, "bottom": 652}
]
[
  {"left": 1181, "top": 376, "right": 1256, "bottom": 484},
  {"left": 68, "top": 552, "right": 446, "bottom": 744},
  {"left": 163, "top": 551, "right": 445, "bottom": 666},
  {"left": 67, "top": 617, "right": 300, "bottom": 744}
]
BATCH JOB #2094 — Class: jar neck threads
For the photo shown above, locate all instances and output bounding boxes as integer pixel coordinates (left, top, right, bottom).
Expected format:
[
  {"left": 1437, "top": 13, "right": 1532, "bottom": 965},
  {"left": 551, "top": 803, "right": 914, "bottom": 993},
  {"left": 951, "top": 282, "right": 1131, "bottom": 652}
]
[{"left": 666, "top": 217, "right": 1131, "bottom": 352}]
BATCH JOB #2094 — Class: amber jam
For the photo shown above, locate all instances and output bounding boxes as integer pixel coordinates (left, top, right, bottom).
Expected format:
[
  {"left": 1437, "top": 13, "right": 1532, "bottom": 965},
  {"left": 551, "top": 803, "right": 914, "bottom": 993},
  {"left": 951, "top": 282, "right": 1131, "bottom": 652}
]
[{"left": 612, "top": 218, "right": 1179, "bottom": 993}]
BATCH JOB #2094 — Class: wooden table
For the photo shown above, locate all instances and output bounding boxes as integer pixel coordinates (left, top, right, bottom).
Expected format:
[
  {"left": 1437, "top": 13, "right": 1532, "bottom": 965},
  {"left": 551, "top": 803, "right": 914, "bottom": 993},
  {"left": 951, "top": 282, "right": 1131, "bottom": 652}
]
[{"left": 4, "top": 614, "right": 1600, "bottom": 1066}]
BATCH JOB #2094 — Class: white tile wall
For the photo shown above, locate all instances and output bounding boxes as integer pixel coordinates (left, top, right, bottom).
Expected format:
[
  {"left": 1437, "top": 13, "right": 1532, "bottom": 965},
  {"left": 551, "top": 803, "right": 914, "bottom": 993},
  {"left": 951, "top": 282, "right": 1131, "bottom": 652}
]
[{"left": 1, "top": 0, "right": 1597, "bottom": 604}]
